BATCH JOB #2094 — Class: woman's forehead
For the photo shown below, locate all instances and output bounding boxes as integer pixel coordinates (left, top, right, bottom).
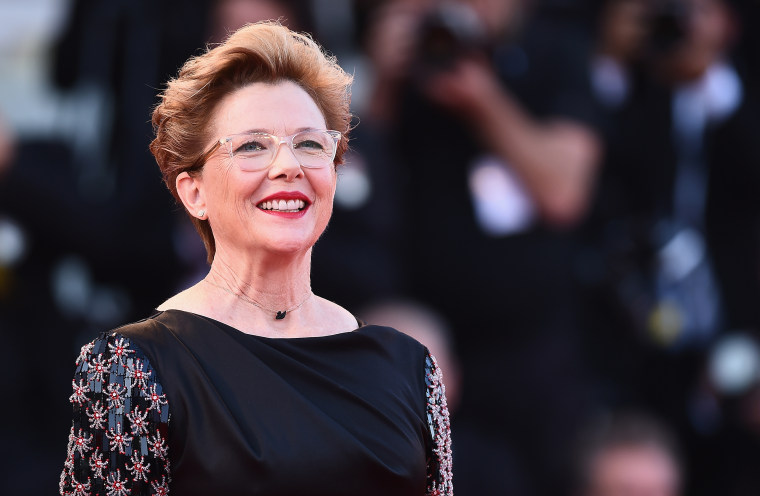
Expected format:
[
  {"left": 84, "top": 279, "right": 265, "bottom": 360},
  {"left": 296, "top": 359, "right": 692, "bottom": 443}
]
[{"left": 211, "top": 81, "right": 326, "bottom": 136}]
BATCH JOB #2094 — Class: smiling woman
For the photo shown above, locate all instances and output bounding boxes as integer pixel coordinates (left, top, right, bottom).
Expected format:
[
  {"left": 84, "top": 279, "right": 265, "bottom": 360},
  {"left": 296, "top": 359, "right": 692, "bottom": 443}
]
[{"left": 58, "top": 22, "right": 452, "bottom": 496}]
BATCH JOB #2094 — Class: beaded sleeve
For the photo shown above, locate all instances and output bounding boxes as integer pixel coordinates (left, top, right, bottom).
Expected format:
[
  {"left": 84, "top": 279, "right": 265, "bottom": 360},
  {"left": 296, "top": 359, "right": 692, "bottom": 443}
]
[
  {"left": 60, "top": 332, "right": 171, "bottom": 496},
  {"left": 425, "top": 353, "right": 453, "bottom": 496}
]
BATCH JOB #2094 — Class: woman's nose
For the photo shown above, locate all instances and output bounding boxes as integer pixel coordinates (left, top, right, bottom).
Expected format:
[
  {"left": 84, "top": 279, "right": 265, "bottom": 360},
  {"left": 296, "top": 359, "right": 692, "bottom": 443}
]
[{"left": 267, "top": 141, "right": 303, "bottom": 180}]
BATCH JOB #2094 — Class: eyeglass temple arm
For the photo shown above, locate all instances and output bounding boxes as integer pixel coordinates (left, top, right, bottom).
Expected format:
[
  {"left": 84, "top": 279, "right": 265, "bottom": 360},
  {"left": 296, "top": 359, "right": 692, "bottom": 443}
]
[{"left": 192, "top": 139, "right": 226, "bottom": 169}]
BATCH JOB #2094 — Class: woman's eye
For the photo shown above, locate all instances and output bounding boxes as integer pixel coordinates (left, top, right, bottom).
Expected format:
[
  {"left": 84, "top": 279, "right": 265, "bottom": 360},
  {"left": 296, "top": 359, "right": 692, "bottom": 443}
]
[
  {"left": 294, "top": 139, "right": 325, "bottom": 151},
  {"left": 236, "top": 141, "right": 267, "bottom": 154}
]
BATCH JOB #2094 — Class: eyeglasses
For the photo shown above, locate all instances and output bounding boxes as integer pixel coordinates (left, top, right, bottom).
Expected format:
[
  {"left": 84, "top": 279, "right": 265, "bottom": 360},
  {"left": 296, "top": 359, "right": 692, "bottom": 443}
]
[{"left": 198, "top": 129, "right": 342, "bottom": 171}]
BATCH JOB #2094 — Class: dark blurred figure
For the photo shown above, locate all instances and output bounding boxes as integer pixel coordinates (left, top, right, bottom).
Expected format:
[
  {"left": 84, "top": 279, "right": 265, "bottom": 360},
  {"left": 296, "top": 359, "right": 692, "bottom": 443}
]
[
  {"left": 582, "top": 0, "right": 760, "bottom": 494},
  {"left": 3, "top": 0, "right": 214, "bottom": 327},
  {"left": 0, "top": 1, "right": 211, "bottom": 493},
  {"left": 305, "top": 1, "right": 413, "bottom": 312},
  {"left": 574, "top": 412, "right": 683, "bottom": 496},
  {"left": 361, "top": 0, "right": 605, "bottom": 494},
  {"left": 590, "top": 0, "right": 648, "bottom": 111}
]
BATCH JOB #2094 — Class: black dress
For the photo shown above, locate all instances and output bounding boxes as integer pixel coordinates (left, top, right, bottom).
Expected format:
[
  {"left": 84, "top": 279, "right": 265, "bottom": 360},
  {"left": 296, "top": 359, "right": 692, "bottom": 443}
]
[{"left": 59, "top": 310, "right": 453, "bottom": 495}]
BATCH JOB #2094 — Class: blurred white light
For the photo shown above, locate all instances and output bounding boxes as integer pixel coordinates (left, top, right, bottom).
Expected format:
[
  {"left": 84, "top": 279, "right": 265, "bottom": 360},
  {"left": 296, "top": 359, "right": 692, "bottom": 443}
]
[
  {"left": 709, "top": 333, "right": 760, "bottom": 395},
  {"left": 52, "top": 255, "right": 92, "bottom": 317},
  {"left": 336, "top": 163, "right": 371, "bottom": 210},
  {"left": 0, "top": 217, "right": 26, "bottom": 266}
]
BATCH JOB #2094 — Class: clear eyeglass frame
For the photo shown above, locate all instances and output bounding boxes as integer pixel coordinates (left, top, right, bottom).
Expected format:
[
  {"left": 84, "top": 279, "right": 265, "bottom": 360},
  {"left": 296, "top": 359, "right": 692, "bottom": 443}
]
[{"left": 195, "top": 129, "right": 342, "bottom": 172}]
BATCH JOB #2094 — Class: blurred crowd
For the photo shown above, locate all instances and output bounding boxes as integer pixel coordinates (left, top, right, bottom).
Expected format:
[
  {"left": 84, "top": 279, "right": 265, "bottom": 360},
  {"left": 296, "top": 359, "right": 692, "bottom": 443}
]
[{"left": 2, "top": 0, "right": 760, "bottom": 494}]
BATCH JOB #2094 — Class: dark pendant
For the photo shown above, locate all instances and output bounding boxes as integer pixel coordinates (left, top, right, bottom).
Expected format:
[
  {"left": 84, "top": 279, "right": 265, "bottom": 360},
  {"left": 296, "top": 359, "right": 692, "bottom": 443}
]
[{"left": 275, "top": 311, "right": 286, "bottom": 320}]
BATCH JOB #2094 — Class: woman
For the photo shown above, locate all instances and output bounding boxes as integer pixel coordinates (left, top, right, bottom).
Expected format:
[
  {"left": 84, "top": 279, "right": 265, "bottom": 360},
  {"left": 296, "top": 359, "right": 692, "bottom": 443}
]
[{"left": 59, "top": 22, "right": 452, "bottom": 495}]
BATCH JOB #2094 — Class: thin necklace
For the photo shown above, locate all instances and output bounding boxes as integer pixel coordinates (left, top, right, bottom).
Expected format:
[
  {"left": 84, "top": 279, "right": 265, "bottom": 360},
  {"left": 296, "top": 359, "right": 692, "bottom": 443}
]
[{"left": 202, "top": 278, "right": 312, "bottom": 320}]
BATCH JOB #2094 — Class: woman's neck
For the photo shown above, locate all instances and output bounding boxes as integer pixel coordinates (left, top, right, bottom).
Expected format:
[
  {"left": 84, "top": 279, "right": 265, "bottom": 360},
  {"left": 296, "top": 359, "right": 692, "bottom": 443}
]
[
  {"left": 207, "top": 247, "right": 313, "bottom": 314},
  {"left": 156, "top": 245, "right": 357, "bottom": 338}
]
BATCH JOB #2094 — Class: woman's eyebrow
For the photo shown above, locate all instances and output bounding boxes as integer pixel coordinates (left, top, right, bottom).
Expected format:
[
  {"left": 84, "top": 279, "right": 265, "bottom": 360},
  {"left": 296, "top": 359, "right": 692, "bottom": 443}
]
[{"left": 232, "top": 127, "right": 319, "bottom": 135}]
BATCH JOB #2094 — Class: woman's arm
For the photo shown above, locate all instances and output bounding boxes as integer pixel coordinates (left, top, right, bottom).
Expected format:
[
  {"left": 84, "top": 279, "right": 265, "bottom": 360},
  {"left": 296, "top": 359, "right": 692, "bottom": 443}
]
[
  {"left": 425, "top": 353, "right": 453, "bottom": 496},
  {"left": 60, "top": 333, "right": 171, "bottom": 495}
]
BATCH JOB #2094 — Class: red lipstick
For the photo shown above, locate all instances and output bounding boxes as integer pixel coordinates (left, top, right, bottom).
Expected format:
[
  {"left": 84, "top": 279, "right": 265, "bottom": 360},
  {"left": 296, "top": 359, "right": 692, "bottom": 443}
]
[
  {"left": 258, "top": 191, "right": 310, "bottom": 204},
  {"left": 257, "top": 191, "right": 310, "bottom": 219}
]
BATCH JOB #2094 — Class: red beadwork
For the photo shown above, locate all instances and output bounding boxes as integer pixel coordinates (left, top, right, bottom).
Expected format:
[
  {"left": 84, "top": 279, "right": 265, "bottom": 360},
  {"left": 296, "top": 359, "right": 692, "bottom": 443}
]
[
  {"left": 70, "top": 379, "right": 90, "bottom": 406},
  {"left": 147, "top": 431, "right": 168, "bottom": 460},
  {"left": 126, "top": 406, "right": 149, "bottom": 435},
  {"left": 73, "top": 428, "right": 94, "bottom": 456},
  {"left": 86, "top": 400, "right": 108, "bottom": 430},
  {"left": 70, "top": 476, "right": 92, "bottom": 496},
  {"left": 126, "top": 452, "right": 151, "bottom": 482},
  {"left": 425, "top": 353, "right": 453, "bottom": 496},
  {"left": 105, "top": 382, "right": 126, "bottom": 410},
  {"left": 151, "top": 476, "right": 170, "bottom": 496},
  {"left": 106, "top": 422, "right": 133, "bottom": 454},
  {"left": 146, "top": 383, "right": 168, "bottom": 413},
  {"left": 89, "top": 448, "right": 107, "bottom": 480},
  {"left": 76, "top": 342, "right": 95, "bottom": 366},
  {"left": 106, "top": 469, "right": 130, "bottom": 496},
  {"left": 107, "top": 336, "right": 135, "bottom": 366},
  {"left": 126, "top": 359, "right": 151, "bottom": 390},
  {"left": 88, "top": 354, "right": 109, "bottom": 383}
]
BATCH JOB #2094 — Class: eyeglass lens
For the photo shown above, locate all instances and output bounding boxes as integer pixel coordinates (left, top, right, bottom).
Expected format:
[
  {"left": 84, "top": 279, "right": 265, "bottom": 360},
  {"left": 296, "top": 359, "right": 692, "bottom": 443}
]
[{"left": 223, "top": 131, "right": 337, "bottom": 171}]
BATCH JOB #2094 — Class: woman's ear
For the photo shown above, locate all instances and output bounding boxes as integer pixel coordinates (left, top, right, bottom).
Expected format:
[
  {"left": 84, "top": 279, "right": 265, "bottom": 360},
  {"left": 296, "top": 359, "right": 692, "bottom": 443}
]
[{"left": 176, "top": 171, "right": 207, "bottom": 219}]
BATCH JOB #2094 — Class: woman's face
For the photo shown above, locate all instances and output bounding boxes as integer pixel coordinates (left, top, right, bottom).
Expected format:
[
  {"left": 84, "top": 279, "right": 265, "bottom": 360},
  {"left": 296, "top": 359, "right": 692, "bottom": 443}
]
[{"left": 196, "top": 80, "right": 337, "bottom": 259}]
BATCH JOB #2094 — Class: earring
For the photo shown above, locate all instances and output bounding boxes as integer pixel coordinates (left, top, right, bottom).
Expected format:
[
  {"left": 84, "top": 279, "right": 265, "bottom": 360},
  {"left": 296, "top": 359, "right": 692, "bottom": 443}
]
[{"left": 197, "top": 210, "right": 206, "bottom": 218}]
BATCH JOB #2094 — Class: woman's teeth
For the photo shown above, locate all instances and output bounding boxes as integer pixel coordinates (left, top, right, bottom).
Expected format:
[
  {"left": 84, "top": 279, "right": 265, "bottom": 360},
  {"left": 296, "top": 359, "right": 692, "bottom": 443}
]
[{"left": 258, "top": 199, "right": 306, "bottom": 212}]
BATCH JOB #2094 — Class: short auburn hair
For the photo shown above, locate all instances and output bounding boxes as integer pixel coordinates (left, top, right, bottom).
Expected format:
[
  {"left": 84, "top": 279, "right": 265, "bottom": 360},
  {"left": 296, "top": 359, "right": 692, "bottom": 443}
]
[{"left": 150, "top": 21, "right": 353, "bottom": 263}]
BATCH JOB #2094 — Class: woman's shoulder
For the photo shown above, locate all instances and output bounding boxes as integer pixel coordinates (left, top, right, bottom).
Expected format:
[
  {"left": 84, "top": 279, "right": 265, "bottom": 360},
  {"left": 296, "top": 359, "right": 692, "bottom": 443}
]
[
  {"left": 100, "top": 312, "right": 178, "bottom": 349},
  {"left": 73, "top": 312, "right": 186, "bottom": 374},
  {"left": 359, "top": 323, "right": 429, "bottom": 358},
  {"left": 73, "top": 318, "right": 170, "bottom": 386}
]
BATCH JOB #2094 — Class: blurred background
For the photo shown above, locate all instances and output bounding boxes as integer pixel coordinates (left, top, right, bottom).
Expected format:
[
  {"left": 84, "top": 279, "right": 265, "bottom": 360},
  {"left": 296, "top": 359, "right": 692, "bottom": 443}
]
[{"left": 1, "top": 0, "right": 759, "bottom": 494}]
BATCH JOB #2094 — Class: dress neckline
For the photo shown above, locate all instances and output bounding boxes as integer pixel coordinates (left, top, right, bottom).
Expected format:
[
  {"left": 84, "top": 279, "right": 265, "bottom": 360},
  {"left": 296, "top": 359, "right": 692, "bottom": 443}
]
[{"left": 152, "top": 308, "right": 367, "bottom": 342}]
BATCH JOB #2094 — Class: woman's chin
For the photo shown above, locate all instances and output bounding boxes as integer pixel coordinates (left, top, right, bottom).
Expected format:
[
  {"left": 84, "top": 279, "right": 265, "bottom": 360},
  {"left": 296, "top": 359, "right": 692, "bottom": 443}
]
[{"left": 256, "top": 235, "right": 318, "bottom": 257}]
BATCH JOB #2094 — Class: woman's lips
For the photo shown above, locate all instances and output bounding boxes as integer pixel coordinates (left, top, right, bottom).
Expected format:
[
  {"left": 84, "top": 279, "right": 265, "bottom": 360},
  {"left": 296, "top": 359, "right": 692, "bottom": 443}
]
[{"left": 256, "top": 191, "right": 310, "bottom": 217}]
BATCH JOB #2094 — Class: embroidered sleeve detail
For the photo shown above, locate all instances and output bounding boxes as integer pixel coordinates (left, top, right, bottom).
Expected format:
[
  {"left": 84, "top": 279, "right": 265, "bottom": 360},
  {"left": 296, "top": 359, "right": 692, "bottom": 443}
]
[
  {"left": 60, "top": 333, "right": 171, "bottom": 495},
  {"left": 425, "top": 353, "right": 453, "bottom": 496}
]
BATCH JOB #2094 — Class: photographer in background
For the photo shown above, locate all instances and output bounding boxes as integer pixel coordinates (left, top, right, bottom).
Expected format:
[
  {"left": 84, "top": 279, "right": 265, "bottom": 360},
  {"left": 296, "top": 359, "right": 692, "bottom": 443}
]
[
  {"left": 361, "top": 0, "right": 604, "bottom": 494},
  {"left": 583, "top": 0, "right": 760, "bottom": 493},
  {"left": 415, "top": 0, "right": 602, "bottom": 227}
]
